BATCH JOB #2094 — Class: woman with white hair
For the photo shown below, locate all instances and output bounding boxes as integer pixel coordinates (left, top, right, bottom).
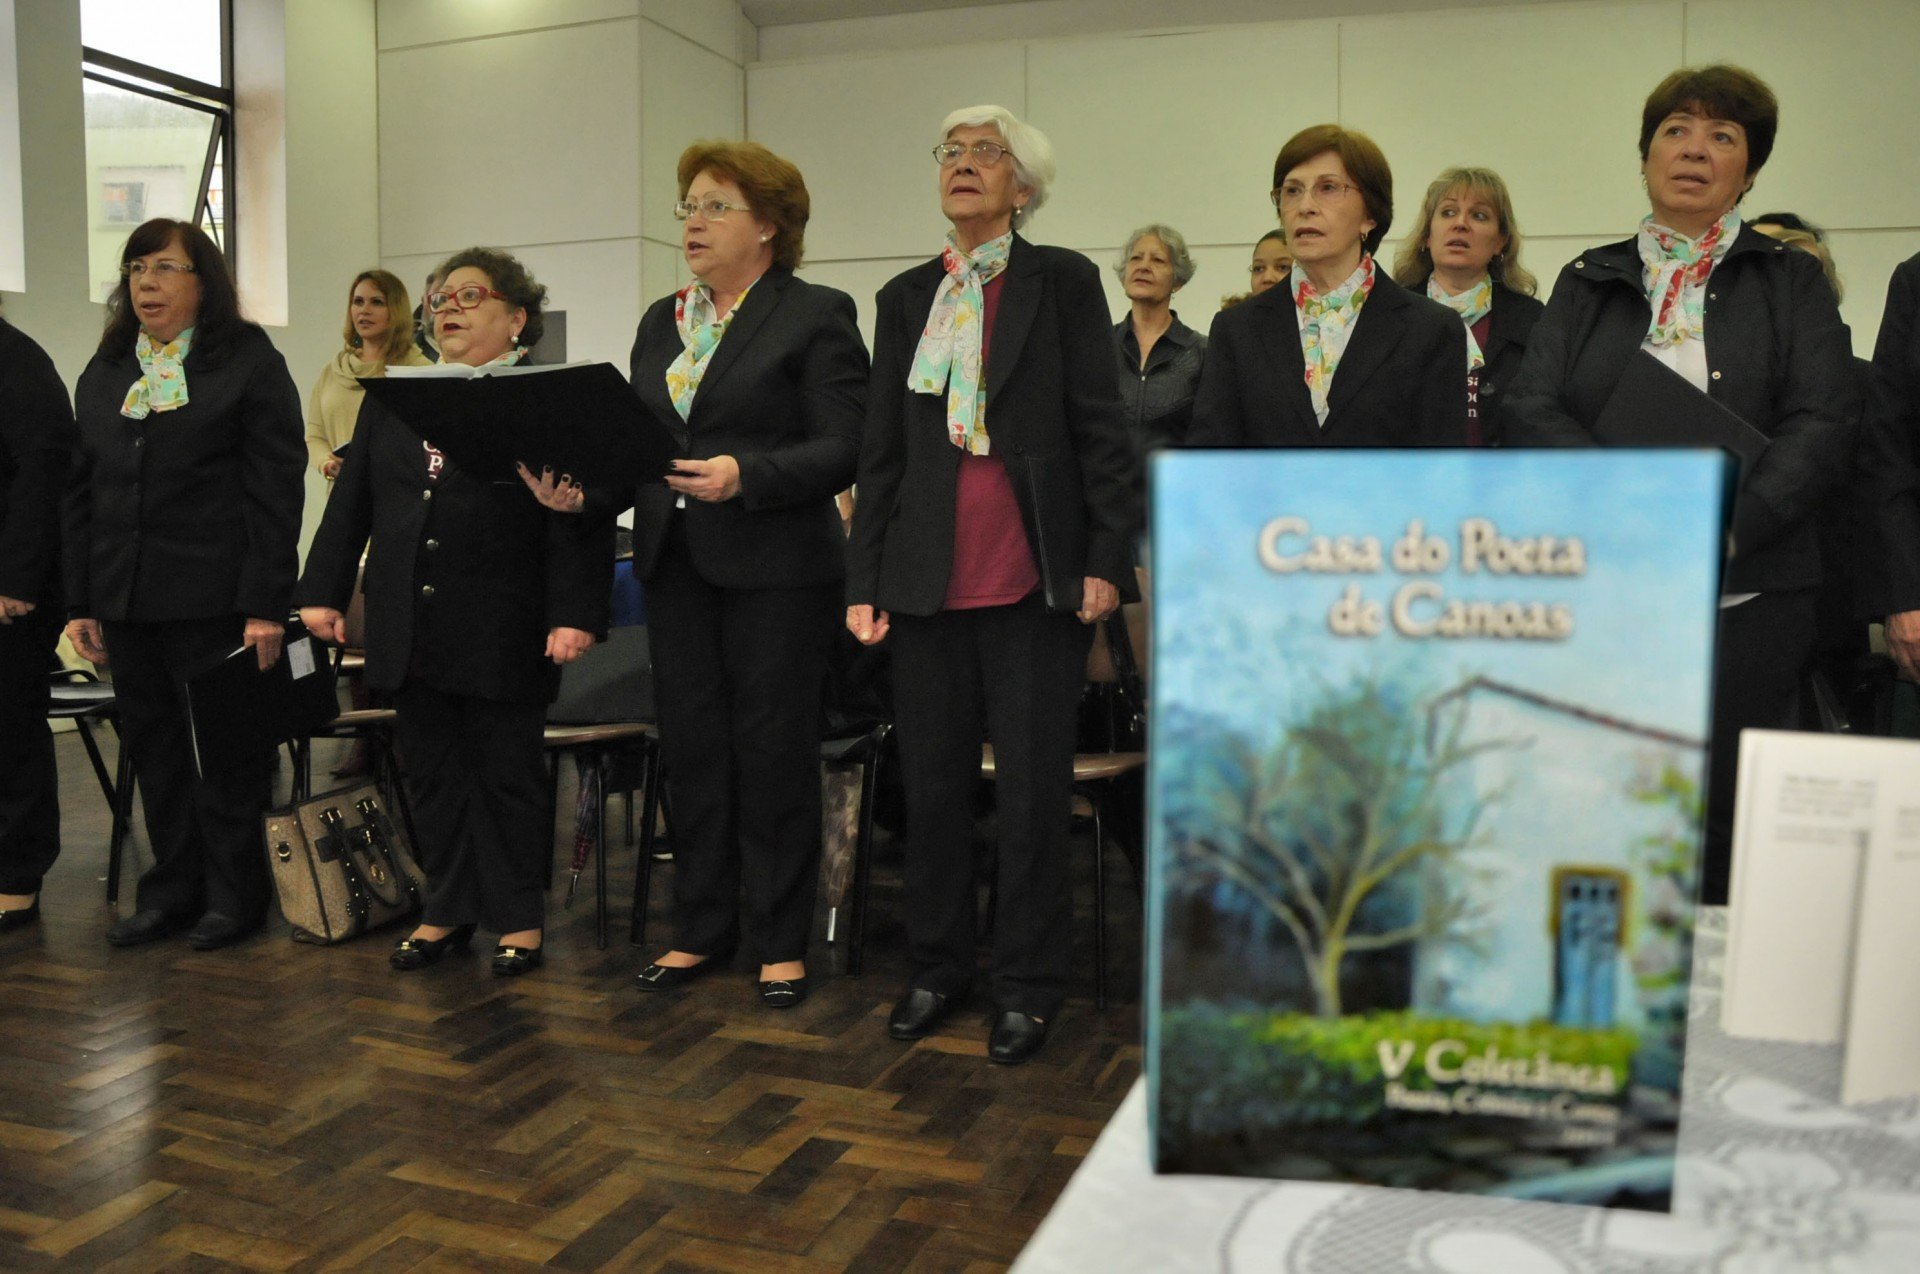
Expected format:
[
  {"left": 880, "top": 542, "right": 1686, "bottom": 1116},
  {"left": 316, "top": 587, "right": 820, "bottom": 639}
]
[
  {"left": 1114, "top": 224, "right": 1207, "bottom": 461},
  {"left": 846, "top": 104, "right": 1135, "bottom": 1066}
]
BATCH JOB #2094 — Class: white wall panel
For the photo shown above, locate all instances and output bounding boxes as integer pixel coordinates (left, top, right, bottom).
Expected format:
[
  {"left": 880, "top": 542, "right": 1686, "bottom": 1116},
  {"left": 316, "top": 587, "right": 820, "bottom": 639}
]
[
  {"left": 1687, "top": 0, "right": 1920, "bottom": 233},
  {"left": 1340, "top": 2, "right": 1681, "bottom": 242},
  {"left": 641, "top": 28, "right": 745, "bottom": 244},
  {"left": 641, "top": 237, "right": 684, "bottom": 312},
  {"left": 747, "top": 45, "right": 1026, "bottom": 263},
  {"left": 1025, "top": 23, "right": 1339, "bottom": 251},
  {"left": 788, "top": 256, "right": 924, "bottom": 350},
  {"left": 1830, "top": 230, "right": 1918, "bottom": 359},
  {"left": 640, "top": 0, "right": 751, "bottom": 63},
  {"left": 0, "top": 0, "right": 24, "bottom": 292},
  {"left": 376, "top": 0, "right": 637, "bottom": 51},
  {"left": 378, "top": 21, "right": 641, "bottom": 258}
]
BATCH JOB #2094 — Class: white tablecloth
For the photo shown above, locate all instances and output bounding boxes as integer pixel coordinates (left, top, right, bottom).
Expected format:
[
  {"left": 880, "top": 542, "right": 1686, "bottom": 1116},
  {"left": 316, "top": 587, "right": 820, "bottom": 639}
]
[{"left": 1014, "top": 909, "right": 1920, "bottom": 1273}]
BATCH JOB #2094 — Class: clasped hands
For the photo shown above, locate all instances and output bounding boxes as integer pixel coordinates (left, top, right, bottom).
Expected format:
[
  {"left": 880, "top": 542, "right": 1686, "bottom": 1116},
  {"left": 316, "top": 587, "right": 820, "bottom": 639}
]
[{"left": 846, "top": 576, "right": 1119, "bottom": 647}]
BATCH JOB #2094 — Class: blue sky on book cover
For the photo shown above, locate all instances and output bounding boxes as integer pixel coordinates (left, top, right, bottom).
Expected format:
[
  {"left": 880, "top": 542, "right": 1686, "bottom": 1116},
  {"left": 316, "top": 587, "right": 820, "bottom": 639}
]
[{"left": 1146, "top": 450, "right": 1728, "bottom": 1212}]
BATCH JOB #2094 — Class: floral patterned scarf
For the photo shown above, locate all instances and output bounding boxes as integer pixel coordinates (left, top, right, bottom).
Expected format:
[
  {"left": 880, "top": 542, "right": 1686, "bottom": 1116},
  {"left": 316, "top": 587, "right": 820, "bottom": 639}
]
[
  {"left": 1638, "top": 211, "right": 1739, "bottom": 348},
  {"left": 1293, "top": 256, "right": 1376, "bottom": 424},
  {"left": 666, "top": 279, "right": 756, "bottom": 421},
  {"left": 1426, "top": 275, "right": 1493, "bottom": 372},
  {"left": 908, "top": 230, "right": 1013, "bottom": 455},
  {"left": 120, "top": 327, "right": 195, "bottom": 419}
]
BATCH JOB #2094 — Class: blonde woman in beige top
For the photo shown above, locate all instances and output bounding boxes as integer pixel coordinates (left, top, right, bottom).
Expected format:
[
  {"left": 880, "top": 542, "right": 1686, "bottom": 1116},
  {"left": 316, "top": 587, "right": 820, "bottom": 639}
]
[{"left": 306, "top": 269, "right": 431, "bottom": 480}]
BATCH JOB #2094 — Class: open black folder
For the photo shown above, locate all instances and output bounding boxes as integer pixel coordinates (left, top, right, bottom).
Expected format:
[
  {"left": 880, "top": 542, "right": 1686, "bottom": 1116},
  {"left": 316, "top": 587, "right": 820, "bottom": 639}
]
[
  {"left": 183, "top": 619, "right": 339, "bottom": 779},
  {"left": 359, "top": 362, "right": 677, "bottom": 488},
  {"left": 1593, "top": 351, "right": 1770, "bottom": 477}
]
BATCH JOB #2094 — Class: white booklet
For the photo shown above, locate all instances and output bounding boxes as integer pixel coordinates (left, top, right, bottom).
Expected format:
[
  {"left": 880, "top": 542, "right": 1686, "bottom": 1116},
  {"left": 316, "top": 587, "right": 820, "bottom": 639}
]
[{"left": 1721, "top": 728, "right": 1920, "bottom": 1103}]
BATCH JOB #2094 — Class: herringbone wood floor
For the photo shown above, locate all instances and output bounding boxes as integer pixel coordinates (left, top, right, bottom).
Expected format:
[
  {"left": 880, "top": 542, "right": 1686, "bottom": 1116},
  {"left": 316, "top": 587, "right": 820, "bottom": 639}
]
[{"left": 0, "top": 733, "right": 1142, "bottom": 1272}]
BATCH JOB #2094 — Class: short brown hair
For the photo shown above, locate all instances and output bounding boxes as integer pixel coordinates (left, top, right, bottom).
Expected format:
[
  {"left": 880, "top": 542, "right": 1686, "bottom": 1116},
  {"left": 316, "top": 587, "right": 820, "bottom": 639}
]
[
  {"left": 433, "top": 247, "right": 548, "bottom": 349},
  {"left": 677, "top": 140, "right": 810, "bottom": 272},
  {"left": 341, "top": 268, "right": 415, "bottom": 361},
  {"left": 1272, "top": 124, "right": 1393, "bottom": 256},
  {"left": 1639, "top": 65, "right": 1778, "bottom": 176}
]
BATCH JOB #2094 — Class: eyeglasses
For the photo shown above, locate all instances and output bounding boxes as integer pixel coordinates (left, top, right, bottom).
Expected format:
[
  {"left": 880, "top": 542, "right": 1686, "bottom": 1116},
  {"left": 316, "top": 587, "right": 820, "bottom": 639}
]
[
  {"left": 1272, "top": 179, "right": 1361, "bottom": 208},
  {"left": 121, "top": 259, "right": 195, "bottom": 278},
  {"left": 673, "top": 197, "right": 754, "bottom": 222},
  {"left": 427, "top": 285, "right": 511, "bottom": 314},
  {"left": 933, "top": 141, "right": 1015, "bottom": 168}
]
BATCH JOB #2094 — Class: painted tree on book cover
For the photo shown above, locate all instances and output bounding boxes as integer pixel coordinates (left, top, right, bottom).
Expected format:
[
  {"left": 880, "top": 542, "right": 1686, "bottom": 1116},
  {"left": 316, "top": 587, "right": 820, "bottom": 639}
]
[{"left": 1169, "top": 674, "right": 1504, "bottom": 1017}]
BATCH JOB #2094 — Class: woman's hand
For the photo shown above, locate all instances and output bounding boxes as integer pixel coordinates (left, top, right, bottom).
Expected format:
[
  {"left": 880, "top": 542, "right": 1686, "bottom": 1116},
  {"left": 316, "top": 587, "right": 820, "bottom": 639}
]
[
  {"left": 66, "top": 618, "right": 108, "bottom": 666},
  {"left": 0, "top": 595, "right": 36, "bottom": 625},
  {"left": 322, "top": 456, "right": 343, "bottom": 479},
  {"left": 244, "top": 618, "right": 285, "bottom": 671},
  {"left": 517, "top": 463, "right": 586, "bottom": 513},
  {"left": 547, "top": 626, "right": 595, "bottom": 664},
  {"left": 301, "top": 606, "right": 347, "bottom": 645},
  {"left": 1077, "top": 577, "right": 1119, "bottom": 624},
  {"left": 666, "top": 455, "right": 741, "bottom": 503},
  {"left": 847, "top": 604, "right": 890, "bottom": 646},
  {"left": 1887, "top": 610, "right": 1920, "bottom": 682}
]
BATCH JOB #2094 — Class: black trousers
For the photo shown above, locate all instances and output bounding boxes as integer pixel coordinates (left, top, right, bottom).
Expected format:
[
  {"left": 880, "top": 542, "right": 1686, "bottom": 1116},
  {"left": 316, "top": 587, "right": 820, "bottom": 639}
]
[
  {"left": 890, "top": 595, "right": 1092, "bottom": 1019},
  {"left": 1702, "top": 589, "right": 1818, "bottom": 906},
  {"left": 647, "top": 518, "right": 837, "bottom": 966},
  {"left": 100, "top": 616, "right": 273, "bottom": 921},
  {"left": 393, "top": 681, "right": 549, "bottom": 933},
  {"left": 0, "top": 610, "right": 61, "bottom": 895}
]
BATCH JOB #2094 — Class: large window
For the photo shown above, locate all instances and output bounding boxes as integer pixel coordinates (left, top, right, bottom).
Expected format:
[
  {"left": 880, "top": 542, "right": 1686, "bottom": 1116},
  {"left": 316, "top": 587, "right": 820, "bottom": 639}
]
[{"left": 80, "top": 0, "right": 233, "bottom": 301}]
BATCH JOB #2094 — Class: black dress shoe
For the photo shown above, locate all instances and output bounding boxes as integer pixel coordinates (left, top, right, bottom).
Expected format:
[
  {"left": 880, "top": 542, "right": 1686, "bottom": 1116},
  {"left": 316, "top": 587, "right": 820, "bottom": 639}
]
[
  {"left": 186, "top": 912, "right": 263, "bottom": 951},
  {"left": 887, "top": 987, "right": 957, "bottom": 1040},
  {"left": 0, "top": 898, "right": 40, "bottom": 932},
  {"left": 987, "top": 1011, "right": 1049, "bottom": 1066},
  {"left": 390, "top": 924, "right": 476, "bottom": 970},
  {"left": 491, "top": 944, "right": 544, "bottom": 977},
  {"left": 634, "top": 948, "right": 732, "bottom": 992},
  {"left": 759, "top": 976, "right": 809, "bottom": 1009},
  {"left": 106, "top": 908, "right": 188, "bottom": 947}
]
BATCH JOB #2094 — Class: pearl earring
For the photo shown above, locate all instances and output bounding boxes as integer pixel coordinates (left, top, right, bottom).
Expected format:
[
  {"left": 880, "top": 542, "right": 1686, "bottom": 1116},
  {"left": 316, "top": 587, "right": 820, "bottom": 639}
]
[{"left": 760, "top": 234, "right": 770, "bottom": 242}]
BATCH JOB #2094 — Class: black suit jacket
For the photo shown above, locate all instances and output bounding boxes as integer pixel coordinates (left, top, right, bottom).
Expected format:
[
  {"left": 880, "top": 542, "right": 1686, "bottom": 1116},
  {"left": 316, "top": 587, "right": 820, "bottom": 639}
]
[
  {"left": 628, "top": 269, "right": 867, "bottom": 590},
  {"left": 1859, "top": 252, "right": 1920, "bottom": 617},
  {"left": 1188, "top": 270, "right": 1468, "bottom": 447},
  {"left": 66, "top": 323, "right": 305, "bottom": 622},
  {"left": 1476, "top": 282, "right": 1545, "bottom": 444},
  {"left": 846, "top": 236, "right": 1137, "bottom": 617},
  {"left": 295, "top": 394, "right": 614, "bottom": 705},
  {"left": 0, "top": 318, "right": 75, "bottom": 609},
  {"left": 1502, "top": 228, "right": 1860, "bottom": 594}
]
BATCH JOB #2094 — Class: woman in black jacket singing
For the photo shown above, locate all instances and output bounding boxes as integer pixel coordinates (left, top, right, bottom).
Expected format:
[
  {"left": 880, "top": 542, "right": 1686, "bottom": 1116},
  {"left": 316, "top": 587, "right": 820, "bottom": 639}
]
[{"left": 1503, "top": 65, "right": 1859, "bottom": 903}]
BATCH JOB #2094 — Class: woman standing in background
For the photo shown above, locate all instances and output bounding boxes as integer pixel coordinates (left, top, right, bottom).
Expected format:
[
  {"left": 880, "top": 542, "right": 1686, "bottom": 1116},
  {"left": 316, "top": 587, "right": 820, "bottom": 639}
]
[
  {"left": 1113, "top": 223, "right": 1206, "bottom": 465},
  {"left": 305, "top": 269, "right": 431, "bottom": 483}
]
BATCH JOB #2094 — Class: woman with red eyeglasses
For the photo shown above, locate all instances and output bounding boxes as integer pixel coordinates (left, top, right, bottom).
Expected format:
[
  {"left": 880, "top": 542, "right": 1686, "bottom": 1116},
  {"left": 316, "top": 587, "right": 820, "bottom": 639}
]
[{"left": 297, "top": 248, "right": 614, "bottom": 977}]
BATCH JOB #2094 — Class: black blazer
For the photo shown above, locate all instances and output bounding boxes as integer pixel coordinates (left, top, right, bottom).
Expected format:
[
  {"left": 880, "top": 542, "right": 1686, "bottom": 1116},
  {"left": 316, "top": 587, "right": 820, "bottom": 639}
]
[
  {"left": 1188, "top": 270, "right": 1468, "bottom": 447},
  {"left": 628, "top": 269, "right": 867, "bottom": 590},
  {"left": 1502, "top": 228, "right": 1860, "bottom": 594},
  {"left": 846, "top": 235, "right": 1137, "bottom": 617},
  {"left": 1475, "top": 281, "right": 1545, "bottom": 444},
  {"left": 66, "top": 323, "right": 305, "bottom": 623},
  {"left": 1859, "top": 252, "right": 1920, "bottom": 618},
  {"left": 295, "top": 395, "right": 614, "bottom": 705},
  {"left": 0, "top": 318, "right": 76, "bottom": 609}
]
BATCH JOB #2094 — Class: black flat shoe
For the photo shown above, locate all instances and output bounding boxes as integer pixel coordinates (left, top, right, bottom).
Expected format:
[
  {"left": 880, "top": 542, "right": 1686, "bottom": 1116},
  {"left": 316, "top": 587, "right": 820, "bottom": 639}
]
[
  {"left": 106, "top": 908, "right": 190, "bottom": 947},
  {"left": 887, "top": 987, "right": 957, "bottom": 1040},
  {"left": 491, "top": 944, "right": 544, "bottom": 977},
  {"left": 634, "top": 948, "right": 732, "bottom": 992},
  {"left": 759, "top": 976, "right": 809, "bottom": 1009},
  {"left": 390, "top": 924, "right": 476, "bottom": 970},
  {"left": 0, "top": 898, "right": 40, "bottom": 932},
  {"left": 987, "top": 1011, "right": 1049, "bottom": 1066},
  {"left": 186, "top": 912, "right": 264, "bottom": 951}
]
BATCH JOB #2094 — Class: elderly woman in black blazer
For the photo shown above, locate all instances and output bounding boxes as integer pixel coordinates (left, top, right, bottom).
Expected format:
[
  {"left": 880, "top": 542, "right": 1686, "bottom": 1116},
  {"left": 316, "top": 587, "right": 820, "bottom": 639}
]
[
  {"left": 0, "top": 313, "right": 75, "bottom": 931},
  {"left": 846, "top": 105, "right": 1136, "bottom": 1066},
  {"left": 1189, "top": 124, "right": 1466, "bottom": 448},
  {"left": 1392, "top": 166, "right": 1544, "bottom": 445},
  {"left": 1861, "top": 251, "right": 1920, "bottom": 683},
  {"left": 298, "top": 248, "right": 613, "bottom": 976},
  {"left": 65, "top": 219, "right": 307, "bottom": 950},
  {"left": 1504, "top": 65, "right": 1858, "bottom": 904}
]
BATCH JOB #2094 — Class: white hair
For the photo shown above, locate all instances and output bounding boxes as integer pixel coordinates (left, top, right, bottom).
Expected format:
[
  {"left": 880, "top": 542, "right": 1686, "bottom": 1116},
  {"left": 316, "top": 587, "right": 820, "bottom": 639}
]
[{"left": 939, "top": 104, "right": 1056, "bottom": 227}]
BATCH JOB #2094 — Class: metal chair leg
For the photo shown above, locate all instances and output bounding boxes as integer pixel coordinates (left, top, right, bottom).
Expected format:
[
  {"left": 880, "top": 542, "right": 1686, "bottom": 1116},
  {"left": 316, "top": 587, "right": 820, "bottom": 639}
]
[
  {"left": 593, "top": 751, "right": 610, "bottom": 950},
  {"left": 630, "top": 739, "right": 662, "bottom": 946},
  {"left": 72, "top": 717, "right": 116, "bottom": 808},
  {"left": 847, "top": 732, "right": 884, "bottom": 977},
  {"left": 107, "top": 740, "right": 135, "bottom": 905},
  {"left": 1090, "top": 791, "right": 1109, "bottom": 1012}
]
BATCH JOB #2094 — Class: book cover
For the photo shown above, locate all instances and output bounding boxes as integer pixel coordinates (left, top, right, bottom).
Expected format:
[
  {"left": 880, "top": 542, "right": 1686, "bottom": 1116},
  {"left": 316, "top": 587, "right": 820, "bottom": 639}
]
[{"left": 1146, "top": 450, "right": 1729, "bottom": 1211}]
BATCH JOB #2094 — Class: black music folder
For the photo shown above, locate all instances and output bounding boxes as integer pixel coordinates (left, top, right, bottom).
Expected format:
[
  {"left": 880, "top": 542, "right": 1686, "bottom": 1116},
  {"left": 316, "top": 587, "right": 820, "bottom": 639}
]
[
  {"left": 359, "top": 361, "right": 677, "bottom": 488},
  {"left": 1593, "top": 351, "right": 1770, "bottom": 477},
  {"left": 183, "top": 619, "right": 339, "bottom": 779}
]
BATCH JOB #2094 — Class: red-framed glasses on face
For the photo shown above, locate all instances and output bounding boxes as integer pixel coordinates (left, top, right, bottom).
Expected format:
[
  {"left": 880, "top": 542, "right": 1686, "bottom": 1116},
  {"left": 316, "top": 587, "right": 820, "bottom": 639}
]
[{"left": 427, "top": 285, "right": 510, "bottom": 314}]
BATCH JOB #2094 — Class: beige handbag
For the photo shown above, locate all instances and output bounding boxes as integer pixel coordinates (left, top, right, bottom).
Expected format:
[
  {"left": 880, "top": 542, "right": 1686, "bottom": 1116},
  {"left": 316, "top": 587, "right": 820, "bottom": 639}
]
[{"left": 263, "top": 782, "right": 425, "bottom": 944}]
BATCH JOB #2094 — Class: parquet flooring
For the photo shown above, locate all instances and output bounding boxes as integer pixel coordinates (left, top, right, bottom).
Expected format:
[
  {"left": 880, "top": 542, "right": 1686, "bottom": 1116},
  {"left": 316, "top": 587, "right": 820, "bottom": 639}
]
[{"left": 0, "top": 734, "right": 1143, "bottom": 1272}]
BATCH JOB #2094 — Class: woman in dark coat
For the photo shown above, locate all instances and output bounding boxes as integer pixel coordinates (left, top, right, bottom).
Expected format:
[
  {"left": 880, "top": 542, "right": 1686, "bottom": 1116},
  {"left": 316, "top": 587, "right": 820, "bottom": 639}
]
[
  {"left": 298, "top": 248, "right": 613, "bottom": 975},
  {"left": 64, "top": 219, "right": 306, "bottom": 950},
  {"left": 846, "top": 104, "right": 1136, "bottom": 1066},
  {"left": 1112, "top": 223, "right": 1206, "bottom": 463},
  {"left": 0, "top": 313, "right": 76, "bottom": 930},
  {"left": 1392, "top": 166, "right": 1545, "bottom": 445},
  {"left": 1503, "top": 65, "right": 1859, "bottom": 903},
  {"left": 1189, "top": 124, "right": 1466, "bottom": 448}
]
